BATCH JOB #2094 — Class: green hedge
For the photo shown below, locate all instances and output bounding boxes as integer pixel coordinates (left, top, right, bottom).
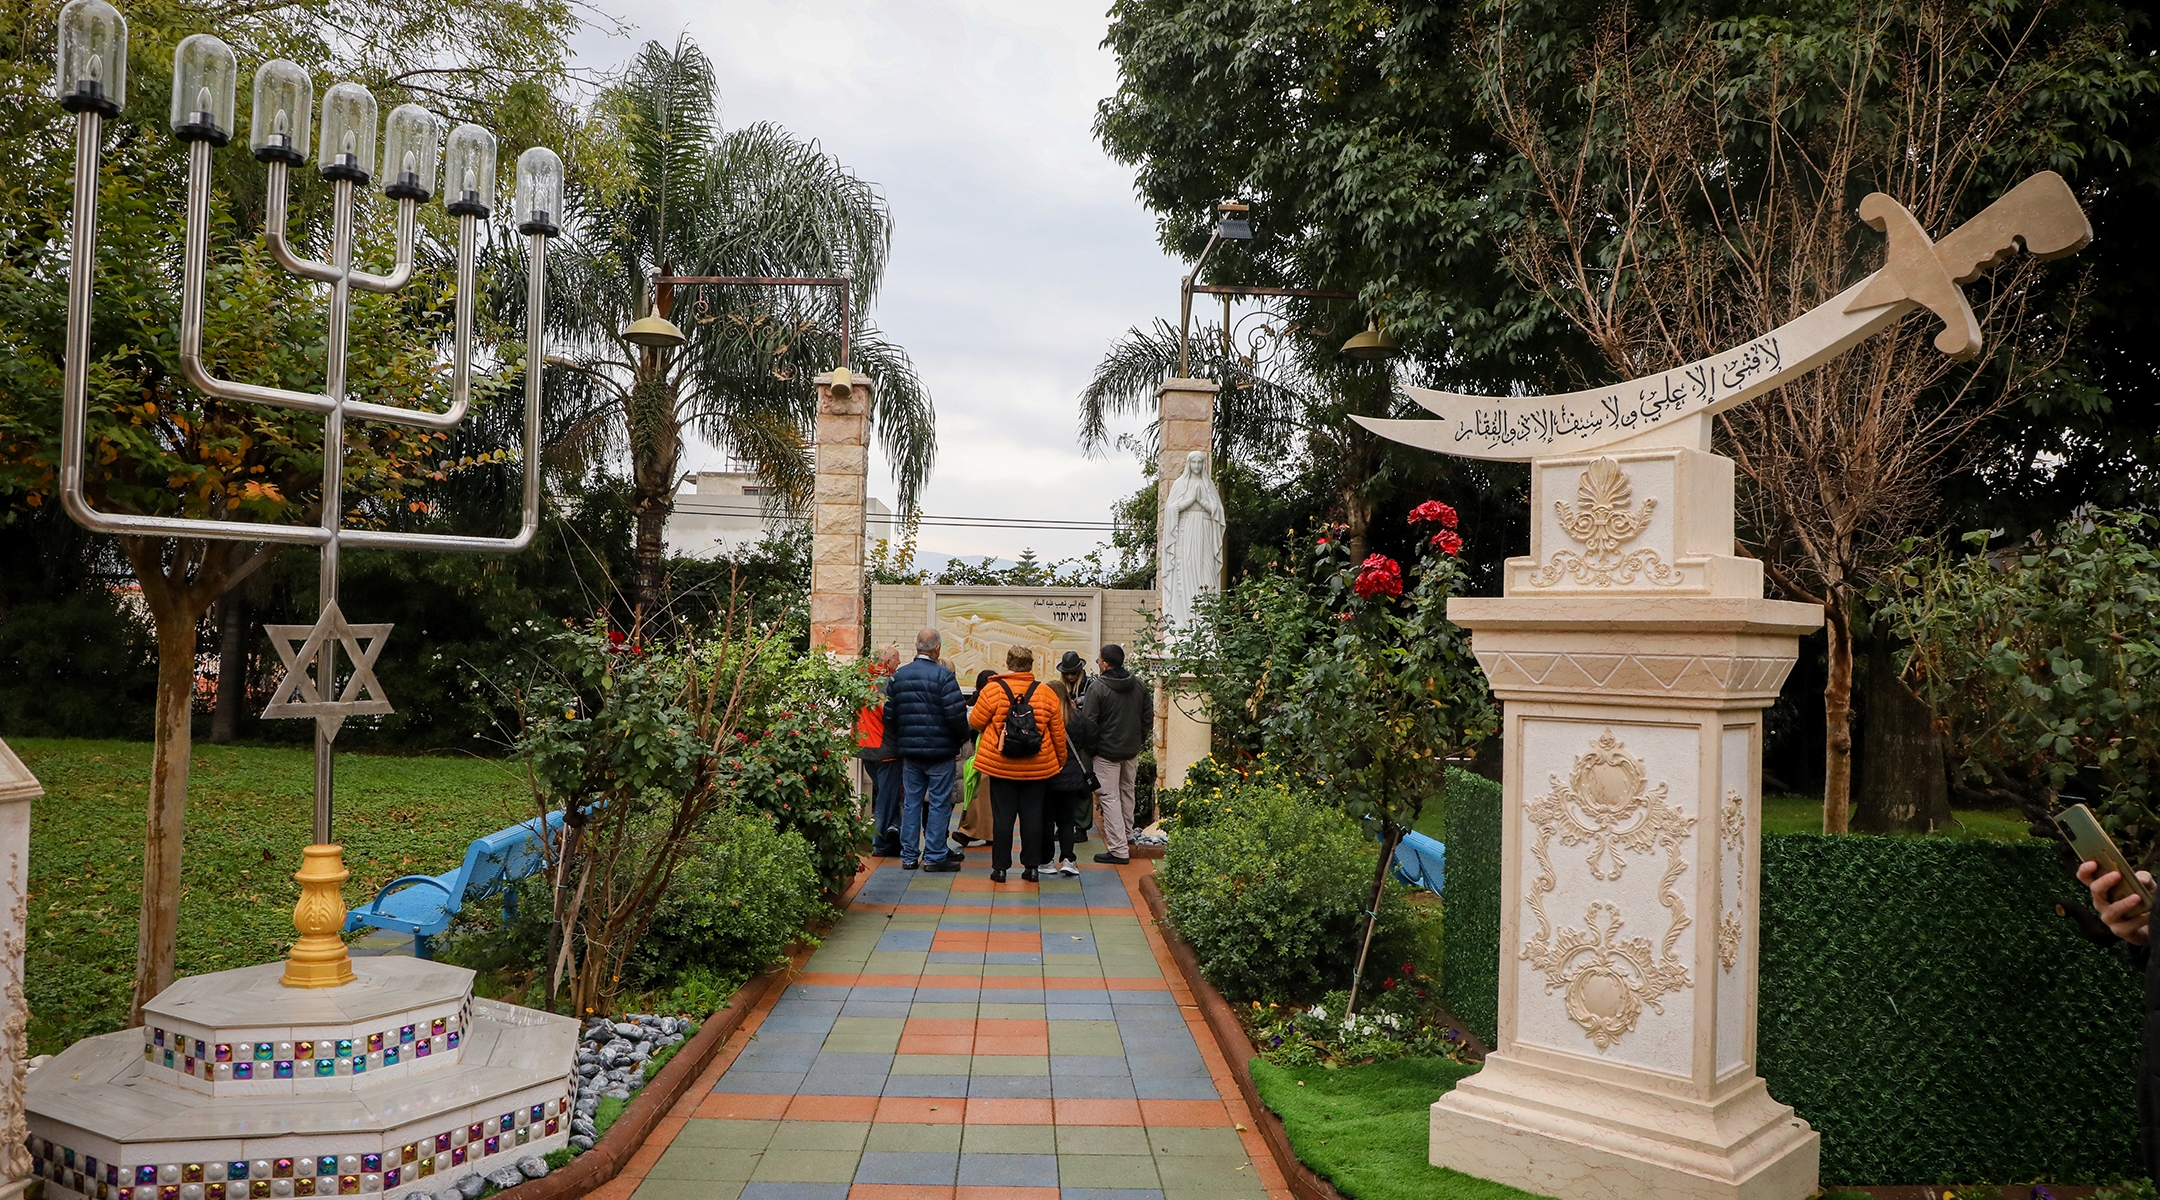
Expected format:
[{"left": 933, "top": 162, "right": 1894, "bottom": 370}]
[
  {"left": 1439, "top": 769, "right": 1502, "bottom": 1047},
  {"left": 1756, "top": 834, "right": 2140, "bottom": 1184},
  {"left": 1159, "top": 778, "right": 1417, "bottom": 1003},
  {"left": 1442, "top": 813, "right": 2145, "bottom": 1184}
]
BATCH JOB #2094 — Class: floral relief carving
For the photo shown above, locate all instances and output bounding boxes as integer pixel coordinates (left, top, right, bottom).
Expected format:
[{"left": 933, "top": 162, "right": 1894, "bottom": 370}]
[
  {"left": 1719, "top": 788, "right": 1745, "bottom": 973},
  {"left": 1522, "top": 729, "right": 1695, "bottom": 1050},
  {"left": 1530, "top": 457, "right": 1683, "bottom": 588}
]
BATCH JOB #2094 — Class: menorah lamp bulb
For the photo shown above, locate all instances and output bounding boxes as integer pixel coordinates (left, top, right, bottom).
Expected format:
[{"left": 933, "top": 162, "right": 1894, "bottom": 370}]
[
  {"left": 87, "top": 52, "right": 101, "bottom": 82},
  {"left": 274, "top": 107, "right": 289, "bottom": 134},
  {"left": 197, "top": 85, "right": 211, "bottom": 111},
  {"left": 402, "top": 149, "right": 416, "bottom": 173},
  {"left": 341, "top": 128, "right": 355, "bottom": 155},
  {"left": 463, "top": 164, "right": 476, "bottom": 191}
]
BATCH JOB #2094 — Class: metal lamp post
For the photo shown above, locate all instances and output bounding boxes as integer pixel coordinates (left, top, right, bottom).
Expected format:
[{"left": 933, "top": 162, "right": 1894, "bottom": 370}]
[{"left": 56, "top": 0, "right": 560, "bottom": 987}]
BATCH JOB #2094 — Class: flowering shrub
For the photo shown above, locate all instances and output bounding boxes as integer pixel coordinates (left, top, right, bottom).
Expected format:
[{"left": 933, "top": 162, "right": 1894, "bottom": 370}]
[
  {"left": 1245, "top": 968, "right": 1470, "bottom": 1067},
  {"left": 1352, "top": 554, "right": 1403, "bottom": 599},
  {"left": 1156, "top": 500, "right": 1494, "bottom": 833}
]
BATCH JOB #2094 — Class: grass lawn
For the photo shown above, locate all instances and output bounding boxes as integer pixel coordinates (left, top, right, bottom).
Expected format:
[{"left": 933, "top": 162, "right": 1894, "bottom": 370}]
[
  {"left": 1249, "top": 1056, "right": 1551, "bottom": 1200},
  {"left": 1760, "top": 793, "right": 2030, "bottom": 839},
  {"left": 14, "top": 737, "right": 532, "bottom": 1055}
]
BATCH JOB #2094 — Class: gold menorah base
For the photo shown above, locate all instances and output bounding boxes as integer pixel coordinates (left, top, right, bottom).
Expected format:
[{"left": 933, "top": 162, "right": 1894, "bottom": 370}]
[{"left": 283, "top": 843, "right": 356, "bottom": 988}]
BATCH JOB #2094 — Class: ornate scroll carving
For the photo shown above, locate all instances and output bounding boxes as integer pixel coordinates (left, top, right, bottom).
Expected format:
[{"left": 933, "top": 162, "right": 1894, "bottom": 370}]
[
  {"left": 1530, "top": 457, "right": 1683, "bottom": 587},
  {"left": 1522, "top": 730, "right": 1695, "bottom": 1049},
  {"left": 1719, "top": 788, "right": 1745, "bottom": 972}
]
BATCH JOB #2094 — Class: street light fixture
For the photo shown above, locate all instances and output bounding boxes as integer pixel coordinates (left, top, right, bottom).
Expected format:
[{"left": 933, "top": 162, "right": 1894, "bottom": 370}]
[
  {"left": 1175, "top": 199, "right": 1356, "bottom": 377},
  {"left": 1341, "top": 318, "right": 1401, "bottom": 360}
]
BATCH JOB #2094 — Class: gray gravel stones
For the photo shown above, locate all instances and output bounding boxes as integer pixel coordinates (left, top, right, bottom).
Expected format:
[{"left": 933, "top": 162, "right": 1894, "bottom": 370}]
[
  {"left": 570, "top": 1011, "right": 694, "bottom": 1128},
  {"left": 484, "top": 1166, "right": 526, "bottom": 1190},
  {"left": 516, "top": 1156, "right": 550, "bottom": 1181},
  {"left": 455, "top": 1173, "right": 488, "bottom": 1200}
]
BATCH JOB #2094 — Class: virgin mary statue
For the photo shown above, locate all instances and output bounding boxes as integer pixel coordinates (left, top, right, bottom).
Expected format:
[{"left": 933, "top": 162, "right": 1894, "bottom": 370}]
[{"left": 1160, "top": 451, "right": 1226, "bottom": 629}]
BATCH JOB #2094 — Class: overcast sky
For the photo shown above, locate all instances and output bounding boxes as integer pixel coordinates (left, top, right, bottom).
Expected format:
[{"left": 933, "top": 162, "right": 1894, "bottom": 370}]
[{"left": 570, "top": 0, "right": 1181, "bottom": 564}]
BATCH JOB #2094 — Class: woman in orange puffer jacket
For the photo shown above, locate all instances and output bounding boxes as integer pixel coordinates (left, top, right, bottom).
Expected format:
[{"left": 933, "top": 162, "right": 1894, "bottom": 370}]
[{"left": 968, "top": 644, "right": 1069, "bottom": 882}]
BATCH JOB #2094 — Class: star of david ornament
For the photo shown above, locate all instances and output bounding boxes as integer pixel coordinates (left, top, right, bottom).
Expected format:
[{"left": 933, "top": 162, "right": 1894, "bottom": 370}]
[{"left": 261, "top": 600, "right": 394, "bottom": 741}]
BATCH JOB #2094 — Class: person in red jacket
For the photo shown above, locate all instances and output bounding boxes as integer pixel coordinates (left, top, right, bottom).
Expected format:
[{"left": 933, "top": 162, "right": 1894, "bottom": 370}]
[
  {"left": 968, "top": 645, "right": 1069, "bottom": 883},
  {"left": 856, "top": 646, "right": 902, "bottom": 856}
]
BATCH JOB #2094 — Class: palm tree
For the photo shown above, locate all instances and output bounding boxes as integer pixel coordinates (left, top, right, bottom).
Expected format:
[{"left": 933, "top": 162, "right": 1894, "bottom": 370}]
[
  {"left": 1079, "top": 316, "right": 1397, "bottom": 557},
  {"left": 547, "top": 38, "right": 935, "bottom": 614}
]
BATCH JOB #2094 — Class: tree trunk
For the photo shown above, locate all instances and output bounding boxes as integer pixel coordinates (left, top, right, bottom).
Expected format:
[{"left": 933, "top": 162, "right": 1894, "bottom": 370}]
[
  {"left": 133, "top": 587, "right": 199, "bottom": 1021},
  {"left": 1853, "top": 632, "right": 1953, "bottom": 833},
  {"left": 628, "top": 366, "right": 683, "bottom": 618},
  {"left": 1821, "top": 598, "right": 1854, "bottom": 834},
  {"left": 117, "top": 536, "right": 274, "bottom": 1024},
  {"left": 210, "top": 586, "right": 246, "bottom": 744}
]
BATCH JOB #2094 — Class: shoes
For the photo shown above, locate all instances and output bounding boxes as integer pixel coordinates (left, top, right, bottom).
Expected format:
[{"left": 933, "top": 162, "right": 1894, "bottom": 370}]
[
  {"left": 902, "top": 860, "right": 919, "bottom": 871},
  {"left": 1058, "top": 860, "right": 1079, "bottom": 877},
  {"left": 1021, "top": 866, "right": 1039, "bottom": 883},
  {"left": 990, "top": 869, "right": 1008, "bottom": 883},
  {"left": 946, "top": 850, "right": 966, "bottom": 862},
  {"left": 923, "top": 859, "right": 962, "bottom": 873},
  {"left": 1092, "top": 852, "right": 1130, "bottom": 865}
]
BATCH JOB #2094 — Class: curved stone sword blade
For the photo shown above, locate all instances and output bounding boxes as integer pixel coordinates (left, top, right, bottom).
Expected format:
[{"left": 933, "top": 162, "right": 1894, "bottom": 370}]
[
  {"left": 1362, "top": 276, "right": 1912, "bottom": 461},
  {"left": 1360, "top": 170, "right": 2091, "bottom": 463}
]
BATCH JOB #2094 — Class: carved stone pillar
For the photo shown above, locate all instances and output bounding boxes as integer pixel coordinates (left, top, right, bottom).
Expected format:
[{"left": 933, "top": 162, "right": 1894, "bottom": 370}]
[
  {"left": 1435, "top": 430, "right": 1823, "bottom": 1199},
  {"left": 1154, "top": 378, "right": 1217, "bottom": 789},
  {"left": 810, "top": 370, "right": 871, "bottom": 657},
  {"left": 0, "top": 739, "right": 35, "bottom": 1188}
]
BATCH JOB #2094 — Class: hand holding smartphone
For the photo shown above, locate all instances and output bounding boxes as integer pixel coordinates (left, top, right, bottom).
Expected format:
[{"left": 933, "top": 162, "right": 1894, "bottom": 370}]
[{"left": 2062, "top": 802, "right": 2152, "bottom": 918}]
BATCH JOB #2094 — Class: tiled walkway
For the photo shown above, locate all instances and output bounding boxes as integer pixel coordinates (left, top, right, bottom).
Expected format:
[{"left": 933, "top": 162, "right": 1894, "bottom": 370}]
[{"left": 598, "top": 858, "right": 1290, "bottom": 1200}]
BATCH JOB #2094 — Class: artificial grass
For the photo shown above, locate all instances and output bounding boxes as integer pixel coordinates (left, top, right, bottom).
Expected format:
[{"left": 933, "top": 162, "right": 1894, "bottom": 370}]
[
  {"left": 1248, "top": 1056, "right": 1551, "bottom": 1200},
  {"left": 1760, "top": 793, "right": 2029, "bottom": 839},
  {"left": 15, "top": 737, "right": 531, "bottom": 1054}
]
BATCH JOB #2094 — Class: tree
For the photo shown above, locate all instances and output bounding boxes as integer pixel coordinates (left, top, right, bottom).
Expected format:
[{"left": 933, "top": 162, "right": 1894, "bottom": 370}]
[
  {"left": 0, "top": 0, "right": 578, "bottom": 1019},
  {"left": 1095, "top": 0, "right": 2160, "bottom": 830},
  {"left": 1465, "top": 0, "right": 2149, "bottom": 831},
  {"left": 1878, "top": 512, "right": 2160, "bottom": 860},
  {"left": 543, "top": 38, "right": 936, "bottom": 617}
]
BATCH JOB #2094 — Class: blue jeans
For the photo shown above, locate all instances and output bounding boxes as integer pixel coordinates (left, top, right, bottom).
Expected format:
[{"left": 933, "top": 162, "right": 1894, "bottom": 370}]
[
  {"left": 867, "top": 759, "right": 903, "bottom": 855},
  {"left": 900, "top": 757, "right": 957, "bottom": 866}
]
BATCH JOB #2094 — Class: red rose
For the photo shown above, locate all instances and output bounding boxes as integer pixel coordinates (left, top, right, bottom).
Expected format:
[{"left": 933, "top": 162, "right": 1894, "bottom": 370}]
[
  {"left": 1353, "top": 554, "right": 1403, "bottom": 599},
  {"left": 1408, "top": 500, "right": 1458, "bottom": 529},
  {"left": 1431, "top": 530, "right": 1463, "bottom": 556}
]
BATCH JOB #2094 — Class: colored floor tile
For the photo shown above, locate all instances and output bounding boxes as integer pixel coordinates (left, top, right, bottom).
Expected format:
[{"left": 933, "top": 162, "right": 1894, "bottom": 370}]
[{"left": 662, "top": 861, "right": 1265, "bottom": 1200}]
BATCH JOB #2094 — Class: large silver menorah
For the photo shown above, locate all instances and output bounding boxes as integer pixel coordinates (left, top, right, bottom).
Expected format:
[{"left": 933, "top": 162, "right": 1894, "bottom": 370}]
[{"left": 55, "top": 0, "right": 556, "bottom": 985}]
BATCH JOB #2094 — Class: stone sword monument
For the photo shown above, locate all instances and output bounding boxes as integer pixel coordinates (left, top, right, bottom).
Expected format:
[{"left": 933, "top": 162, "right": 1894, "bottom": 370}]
[{"left": 1356, "top": 172, "right": 2092, "bottom": 1199}]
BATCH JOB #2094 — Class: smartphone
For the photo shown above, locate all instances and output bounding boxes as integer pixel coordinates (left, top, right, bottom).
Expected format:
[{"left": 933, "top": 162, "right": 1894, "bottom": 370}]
[{"left": 2060, "top": 803, "right": 2153, "bottom": 916}]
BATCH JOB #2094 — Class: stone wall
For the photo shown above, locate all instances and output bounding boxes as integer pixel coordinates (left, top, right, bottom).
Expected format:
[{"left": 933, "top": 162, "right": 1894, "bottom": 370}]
[{"left": 868, "top": 585, "right": 1157, "bottom": 669}]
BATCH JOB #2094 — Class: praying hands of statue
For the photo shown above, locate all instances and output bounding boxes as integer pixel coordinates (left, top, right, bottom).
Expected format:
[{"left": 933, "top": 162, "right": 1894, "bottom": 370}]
[{"left": 2078, "top": 859, "right": 2154, "bottom": 946}]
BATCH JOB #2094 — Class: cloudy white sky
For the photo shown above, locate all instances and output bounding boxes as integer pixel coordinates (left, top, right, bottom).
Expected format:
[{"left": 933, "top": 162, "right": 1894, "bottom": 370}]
[{"left": 570, "top": 0, "right": 1182, "bottom": 564}]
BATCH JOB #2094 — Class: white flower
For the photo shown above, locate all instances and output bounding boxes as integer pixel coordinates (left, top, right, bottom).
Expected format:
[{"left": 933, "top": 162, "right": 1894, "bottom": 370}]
[{"left": 1306, "top": 1005, "right": 1327, "bottom": 1021}]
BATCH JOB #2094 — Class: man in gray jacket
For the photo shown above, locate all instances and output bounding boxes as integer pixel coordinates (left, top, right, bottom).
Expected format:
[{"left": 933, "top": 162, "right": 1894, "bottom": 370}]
[{"left": 1080, "top": 643, "right": 1153, "bottom": 865}]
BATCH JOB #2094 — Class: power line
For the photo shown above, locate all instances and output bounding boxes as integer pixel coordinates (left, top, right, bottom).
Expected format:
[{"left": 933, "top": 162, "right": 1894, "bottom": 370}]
[{"left": 674, "top": 502, "right": 1124, "bottom": 531}]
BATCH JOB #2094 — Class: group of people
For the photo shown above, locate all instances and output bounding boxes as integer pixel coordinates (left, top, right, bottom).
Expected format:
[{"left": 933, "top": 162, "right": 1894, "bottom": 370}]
[{"left": 855, "top": 630, "right": 1154, "bottom": 883}]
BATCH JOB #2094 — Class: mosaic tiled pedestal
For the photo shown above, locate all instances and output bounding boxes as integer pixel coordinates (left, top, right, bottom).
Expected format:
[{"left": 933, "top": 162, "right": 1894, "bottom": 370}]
[{"left": 26, "top": 957, "right": 577, "bottom": 1200}]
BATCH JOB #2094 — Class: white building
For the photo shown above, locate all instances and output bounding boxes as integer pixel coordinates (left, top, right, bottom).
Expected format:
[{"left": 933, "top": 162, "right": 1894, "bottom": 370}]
[{"left": 663, "top": 470, "right": 897, "bottom": 558}]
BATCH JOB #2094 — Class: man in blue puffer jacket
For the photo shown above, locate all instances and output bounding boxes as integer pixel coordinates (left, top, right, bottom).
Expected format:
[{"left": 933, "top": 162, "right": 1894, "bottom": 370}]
[{"left": 883, "top": 628, "right": 972, "bottom": 871}]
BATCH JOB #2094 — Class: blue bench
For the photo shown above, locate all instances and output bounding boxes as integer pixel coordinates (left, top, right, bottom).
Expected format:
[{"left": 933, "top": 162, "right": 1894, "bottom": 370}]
[{"left": 344, "top": 810, "right": 563, "bottom": 958}]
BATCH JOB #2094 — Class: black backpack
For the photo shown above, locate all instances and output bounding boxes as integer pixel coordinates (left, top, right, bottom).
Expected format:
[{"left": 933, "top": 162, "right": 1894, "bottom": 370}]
[{"left": 995, "top": 678, "right": 1044, "bottom": 758}]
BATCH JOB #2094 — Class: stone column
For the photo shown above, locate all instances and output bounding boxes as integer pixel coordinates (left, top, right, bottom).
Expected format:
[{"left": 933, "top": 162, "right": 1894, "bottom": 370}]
[
  {"left": 1154, "top": 378, "right": 1217, "bottom": 789},
  {"left": 0, "top": 740, "right": 38, "bottom": 1187},
  {"left": 1433, "top": 431, "right": 1823, "bottom": 1199},
  {"left": 810, "top": 369, "right": 871, "bottom": 658}
]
